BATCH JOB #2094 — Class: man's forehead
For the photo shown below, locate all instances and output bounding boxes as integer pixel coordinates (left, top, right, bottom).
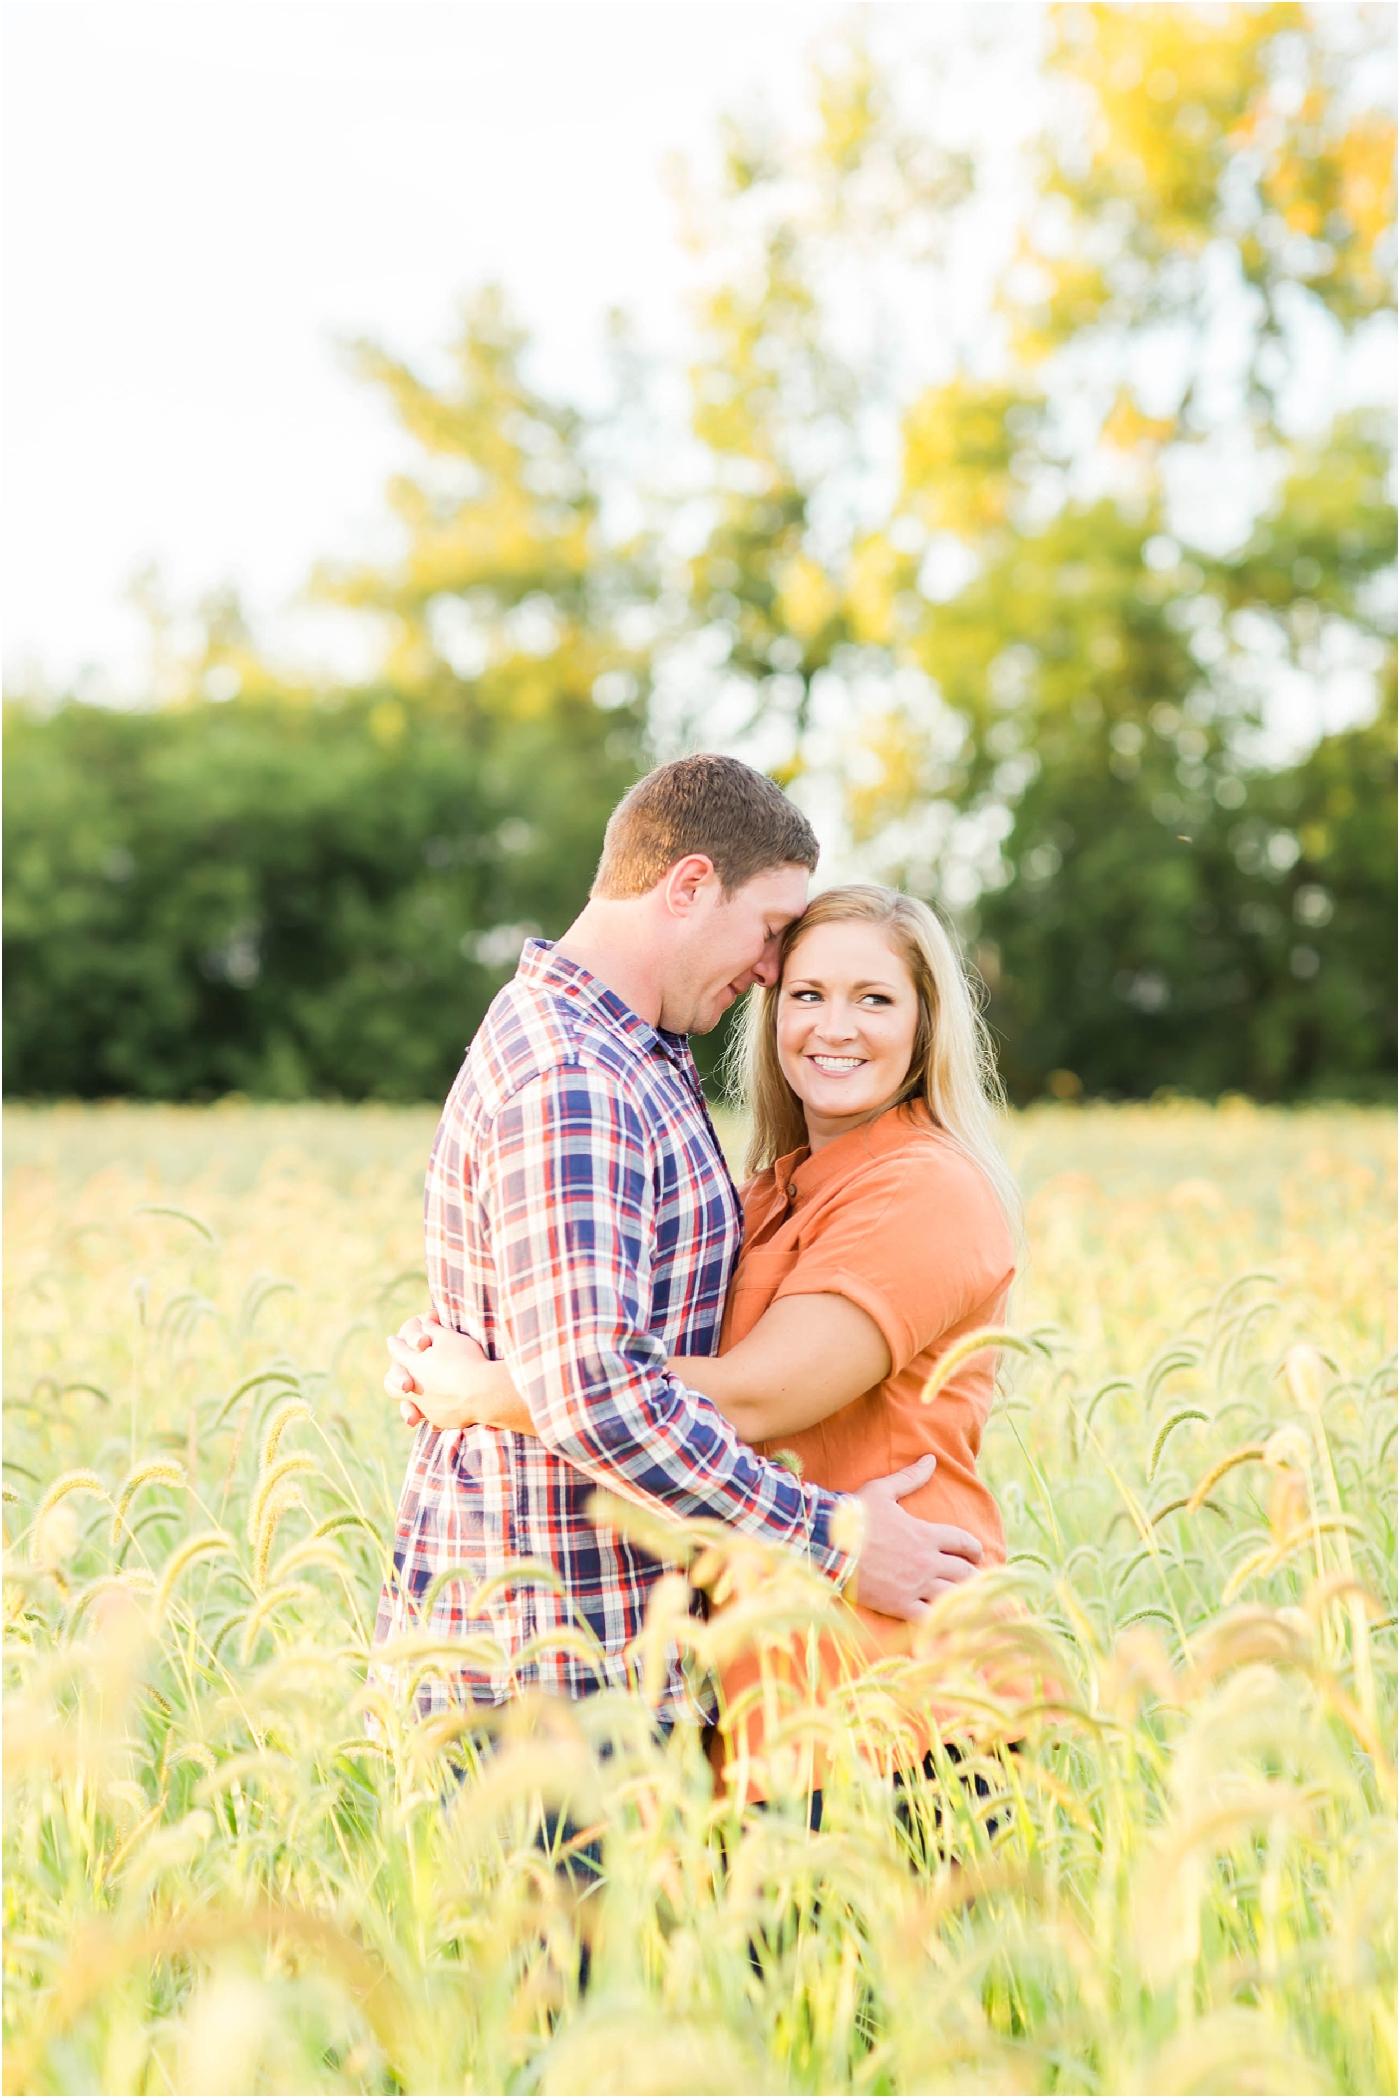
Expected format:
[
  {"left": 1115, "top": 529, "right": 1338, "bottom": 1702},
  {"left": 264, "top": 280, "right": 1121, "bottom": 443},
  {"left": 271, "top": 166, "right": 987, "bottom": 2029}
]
[{"left": 745, "top": 863, "right": 811, "bottom": 916}]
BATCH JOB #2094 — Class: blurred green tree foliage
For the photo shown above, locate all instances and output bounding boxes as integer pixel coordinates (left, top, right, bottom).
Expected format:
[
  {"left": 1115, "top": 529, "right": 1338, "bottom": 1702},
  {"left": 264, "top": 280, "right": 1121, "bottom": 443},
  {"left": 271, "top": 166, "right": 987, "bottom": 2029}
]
[
  {"left": 4, "top": 4, "right": 1394, "bottom": 1102},
  {"left": 4, "top": 297, "right": 646, "bottom": 1099},
  {"left": 671, "top": 1, "right": 1395, "bottom": 1099},
  {"left": 4, "top": 692, "right": 639, "bottom": 1101}
]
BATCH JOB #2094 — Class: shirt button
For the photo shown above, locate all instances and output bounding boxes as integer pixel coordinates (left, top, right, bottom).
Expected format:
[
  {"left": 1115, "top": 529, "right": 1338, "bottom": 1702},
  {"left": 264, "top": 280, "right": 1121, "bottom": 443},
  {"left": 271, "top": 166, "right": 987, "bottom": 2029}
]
[{"left": 786, "top": 1181, "right": 798, "bottom": 1199}]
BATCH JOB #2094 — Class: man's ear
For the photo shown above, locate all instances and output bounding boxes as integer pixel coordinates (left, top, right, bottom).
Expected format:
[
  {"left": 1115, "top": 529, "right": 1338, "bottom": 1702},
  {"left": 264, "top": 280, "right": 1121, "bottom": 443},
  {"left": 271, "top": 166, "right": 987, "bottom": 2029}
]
[{"left": 659, "top": 854, "right": 719, "bottom": 919}]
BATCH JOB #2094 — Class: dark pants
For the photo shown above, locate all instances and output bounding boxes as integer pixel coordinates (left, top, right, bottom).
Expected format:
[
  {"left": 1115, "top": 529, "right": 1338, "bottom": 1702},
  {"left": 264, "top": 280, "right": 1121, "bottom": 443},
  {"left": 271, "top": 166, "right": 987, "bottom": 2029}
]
[
  {"left": 767, "top": 1739, "right": 1013, "bottom": 1843},
  {"left": 443, "top": 1710, "right": 676, "bottom": 1991},
  {"left": 743, "top": 1744, "right": 1014, "bottom": 1981}
]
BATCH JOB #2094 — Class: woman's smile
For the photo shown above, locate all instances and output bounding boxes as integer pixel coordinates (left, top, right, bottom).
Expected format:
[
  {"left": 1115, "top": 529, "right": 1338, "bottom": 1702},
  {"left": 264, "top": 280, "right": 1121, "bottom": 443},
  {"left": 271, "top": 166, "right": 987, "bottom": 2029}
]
[{"left": 777, "top": 918, "right": 922, "bottom": 1152}]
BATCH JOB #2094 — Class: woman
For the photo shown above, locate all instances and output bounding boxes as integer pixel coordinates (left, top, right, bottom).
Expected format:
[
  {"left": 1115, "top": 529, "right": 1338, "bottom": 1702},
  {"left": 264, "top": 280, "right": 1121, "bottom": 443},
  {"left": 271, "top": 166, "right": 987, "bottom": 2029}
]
[{"left": 388, "top": 885, "right": 1020, "bottom": 1799}]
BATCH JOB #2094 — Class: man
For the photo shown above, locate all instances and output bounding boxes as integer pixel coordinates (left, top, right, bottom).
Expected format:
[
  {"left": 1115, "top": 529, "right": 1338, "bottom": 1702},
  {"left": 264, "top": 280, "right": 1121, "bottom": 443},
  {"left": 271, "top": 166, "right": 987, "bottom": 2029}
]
[{"left": 374, "top": 754, "right": 981, "bottom": 1724}]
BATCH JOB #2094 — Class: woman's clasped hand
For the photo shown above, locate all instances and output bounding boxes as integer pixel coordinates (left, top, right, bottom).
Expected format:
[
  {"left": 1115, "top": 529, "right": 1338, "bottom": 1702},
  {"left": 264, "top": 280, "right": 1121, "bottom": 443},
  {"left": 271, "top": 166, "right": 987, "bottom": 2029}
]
[{"left": 384, "top": 1314, "right": 524, "bottom": 1434}]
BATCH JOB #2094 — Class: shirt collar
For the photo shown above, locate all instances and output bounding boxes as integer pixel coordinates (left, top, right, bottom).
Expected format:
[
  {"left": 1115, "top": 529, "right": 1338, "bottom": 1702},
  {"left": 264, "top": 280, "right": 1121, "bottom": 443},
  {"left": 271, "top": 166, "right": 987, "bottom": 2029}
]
[
  {"left": 771, "top": 1097, "right": 937, "bottom": 1205},
  {"left": 517, "top": 938, "right": 692, "bottom": 1067}
]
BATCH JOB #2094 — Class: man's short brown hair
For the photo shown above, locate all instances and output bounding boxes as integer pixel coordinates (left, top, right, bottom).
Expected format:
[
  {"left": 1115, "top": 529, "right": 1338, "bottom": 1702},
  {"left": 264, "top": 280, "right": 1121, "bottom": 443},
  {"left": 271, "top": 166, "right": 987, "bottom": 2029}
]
[{"left": 591, "top": 754, "right": 819, "bottom": 900}]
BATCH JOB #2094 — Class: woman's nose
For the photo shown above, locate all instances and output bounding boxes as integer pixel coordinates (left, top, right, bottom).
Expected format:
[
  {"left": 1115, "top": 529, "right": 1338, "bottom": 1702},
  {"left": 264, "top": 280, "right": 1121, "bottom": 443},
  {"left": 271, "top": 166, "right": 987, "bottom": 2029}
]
[{"left": 814, "top": 1004, "right": 860, "bottom": 1041}]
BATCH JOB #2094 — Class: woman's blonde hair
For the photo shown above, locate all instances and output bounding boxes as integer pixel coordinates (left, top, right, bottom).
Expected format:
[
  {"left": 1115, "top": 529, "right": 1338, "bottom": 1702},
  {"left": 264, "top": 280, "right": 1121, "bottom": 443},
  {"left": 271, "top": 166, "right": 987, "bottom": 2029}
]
[{"left": 728, "top": 884, "right": 1020, "bottom": 1228}]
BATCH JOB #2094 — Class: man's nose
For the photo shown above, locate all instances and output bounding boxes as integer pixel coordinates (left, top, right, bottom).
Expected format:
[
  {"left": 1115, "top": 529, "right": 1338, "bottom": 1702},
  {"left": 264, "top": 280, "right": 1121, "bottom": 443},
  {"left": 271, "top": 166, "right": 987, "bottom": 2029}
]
[{"left": 750, "top": 941, "right": 782, "bottom": 989}]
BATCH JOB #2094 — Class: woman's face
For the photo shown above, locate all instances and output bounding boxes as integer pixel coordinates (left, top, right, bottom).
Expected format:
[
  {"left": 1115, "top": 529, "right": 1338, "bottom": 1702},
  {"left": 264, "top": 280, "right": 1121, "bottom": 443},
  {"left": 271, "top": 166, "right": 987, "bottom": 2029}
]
[{"left": 775, "top": 917, "right": 922, "bottom": 1151}]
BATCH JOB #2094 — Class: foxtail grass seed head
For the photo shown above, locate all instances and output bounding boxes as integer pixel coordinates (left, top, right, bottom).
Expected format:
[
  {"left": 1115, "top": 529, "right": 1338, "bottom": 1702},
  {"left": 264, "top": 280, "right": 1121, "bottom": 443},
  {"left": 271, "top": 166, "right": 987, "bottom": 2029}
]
[
  {"left": 3, "top": 1099, "right": 1393, "bottom": 2095},
  {"left": 258, "top": 1397, "right": 313, "bottom": 1474},
  {"left": 110, "top": 1459, "right": 187, "bottom": 1547}
]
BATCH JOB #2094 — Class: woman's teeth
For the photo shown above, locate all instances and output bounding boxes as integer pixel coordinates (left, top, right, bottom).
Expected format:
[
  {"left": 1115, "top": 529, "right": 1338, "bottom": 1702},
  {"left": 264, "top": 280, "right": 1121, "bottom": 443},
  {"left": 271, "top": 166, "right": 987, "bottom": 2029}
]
[{"left": 810, "top": 1055, "right": 865, "bottom": 1074}]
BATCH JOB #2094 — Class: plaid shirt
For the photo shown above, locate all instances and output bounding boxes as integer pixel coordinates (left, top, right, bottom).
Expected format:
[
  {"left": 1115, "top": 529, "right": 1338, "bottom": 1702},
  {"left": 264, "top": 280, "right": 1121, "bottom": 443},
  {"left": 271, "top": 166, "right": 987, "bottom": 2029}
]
[{"left": 374, "top": 938, "right": 856, "bottom": 1718}]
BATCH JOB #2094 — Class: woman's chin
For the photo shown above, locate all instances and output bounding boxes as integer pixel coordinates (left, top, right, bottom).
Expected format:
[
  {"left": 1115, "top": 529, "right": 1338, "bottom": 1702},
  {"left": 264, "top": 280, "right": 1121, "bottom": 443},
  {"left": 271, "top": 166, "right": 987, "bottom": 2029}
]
[{"left": 792, "top": 1084, "right": 884, "bottom": 1122}]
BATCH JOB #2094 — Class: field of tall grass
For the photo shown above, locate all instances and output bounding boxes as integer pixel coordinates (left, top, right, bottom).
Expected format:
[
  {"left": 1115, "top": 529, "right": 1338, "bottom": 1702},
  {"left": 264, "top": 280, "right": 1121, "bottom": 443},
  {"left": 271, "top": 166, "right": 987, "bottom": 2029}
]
[{"left": 4, "top": 1100, "right": 1395, "bottom": 2096}]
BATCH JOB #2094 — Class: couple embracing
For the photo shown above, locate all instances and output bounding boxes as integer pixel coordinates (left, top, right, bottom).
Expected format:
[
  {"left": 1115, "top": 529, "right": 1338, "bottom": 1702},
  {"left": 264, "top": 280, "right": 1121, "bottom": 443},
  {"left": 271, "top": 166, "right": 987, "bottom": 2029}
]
[{"left": 375, "top": 754, "right": 1018, "bottom": 1811}]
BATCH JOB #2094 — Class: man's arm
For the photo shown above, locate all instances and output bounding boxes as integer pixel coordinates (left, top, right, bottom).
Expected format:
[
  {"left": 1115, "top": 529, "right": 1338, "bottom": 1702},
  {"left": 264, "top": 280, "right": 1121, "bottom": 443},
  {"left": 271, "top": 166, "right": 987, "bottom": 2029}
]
[
  {"left": 387, "top": 1291, "right": 888, "bottom": 1444},
  {"left": 479, "top": 1064, "right": 857, "bottom": 1583},
  {"left": 386, "top": 1304, "right": 985, "bottom": 1613}
]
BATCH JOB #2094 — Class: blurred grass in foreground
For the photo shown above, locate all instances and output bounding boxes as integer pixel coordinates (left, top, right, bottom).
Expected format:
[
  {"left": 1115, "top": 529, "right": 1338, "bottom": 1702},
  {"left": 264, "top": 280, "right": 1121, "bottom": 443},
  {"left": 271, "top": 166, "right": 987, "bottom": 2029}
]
[{"left": 4, "top": 1102, "right": 1395, "bottom": 2094}]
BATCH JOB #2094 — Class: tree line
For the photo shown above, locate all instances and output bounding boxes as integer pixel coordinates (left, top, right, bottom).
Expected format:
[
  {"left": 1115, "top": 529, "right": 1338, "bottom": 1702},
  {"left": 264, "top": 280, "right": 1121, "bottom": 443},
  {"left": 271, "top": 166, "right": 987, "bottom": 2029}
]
[{"left": 5, "top": 5, "right": 1395, "bottom": 1104}]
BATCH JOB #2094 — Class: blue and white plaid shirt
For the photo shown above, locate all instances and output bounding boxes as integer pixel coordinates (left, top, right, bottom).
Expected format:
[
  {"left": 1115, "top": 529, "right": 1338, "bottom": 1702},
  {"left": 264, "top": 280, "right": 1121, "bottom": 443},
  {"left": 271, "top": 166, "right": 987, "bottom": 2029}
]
[{"left": 374, "top": 938, "right": 856, "bottom": 1717}]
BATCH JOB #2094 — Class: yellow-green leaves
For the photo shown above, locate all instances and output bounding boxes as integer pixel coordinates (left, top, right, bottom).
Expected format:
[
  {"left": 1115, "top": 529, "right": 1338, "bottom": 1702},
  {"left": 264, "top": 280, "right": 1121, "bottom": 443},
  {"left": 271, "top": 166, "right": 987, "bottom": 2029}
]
[{"left": 902, "top": 381, "right": 1032, "bottom": 541}]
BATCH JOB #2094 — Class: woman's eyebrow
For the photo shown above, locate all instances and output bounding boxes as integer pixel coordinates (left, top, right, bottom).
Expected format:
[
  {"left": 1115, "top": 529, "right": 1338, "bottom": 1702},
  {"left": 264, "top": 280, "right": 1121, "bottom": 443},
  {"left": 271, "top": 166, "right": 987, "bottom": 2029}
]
[{"left": 784, "top": 975, "right": 900, "bottom": 992}]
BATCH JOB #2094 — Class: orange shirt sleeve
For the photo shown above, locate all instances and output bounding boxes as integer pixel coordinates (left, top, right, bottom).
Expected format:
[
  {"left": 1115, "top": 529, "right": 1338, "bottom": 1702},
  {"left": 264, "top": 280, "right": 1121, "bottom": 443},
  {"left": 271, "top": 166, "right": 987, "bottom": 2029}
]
[{"left": 773, "top": 1144, "right": 1015, "bottom": 1374}]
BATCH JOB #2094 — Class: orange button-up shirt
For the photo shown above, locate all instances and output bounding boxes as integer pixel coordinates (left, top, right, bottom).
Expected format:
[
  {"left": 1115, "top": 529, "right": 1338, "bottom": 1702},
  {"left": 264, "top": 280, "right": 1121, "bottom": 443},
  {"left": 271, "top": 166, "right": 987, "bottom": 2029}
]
[{"left": 714, "top": 1099, "right": 1016, "bottom": 1787}]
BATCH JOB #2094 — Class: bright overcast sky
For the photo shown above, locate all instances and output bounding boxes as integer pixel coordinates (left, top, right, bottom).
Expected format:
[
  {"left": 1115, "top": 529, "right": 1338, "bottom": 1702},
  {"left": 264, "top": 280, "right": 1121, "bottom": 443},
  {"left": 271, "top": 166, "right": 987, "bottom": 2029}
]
[
  {"left": 4, "top": 0, "right": 1043, "bottom": 697},
  {"left": 5, "top": 1, "right": 1388, "bottom": 748}
]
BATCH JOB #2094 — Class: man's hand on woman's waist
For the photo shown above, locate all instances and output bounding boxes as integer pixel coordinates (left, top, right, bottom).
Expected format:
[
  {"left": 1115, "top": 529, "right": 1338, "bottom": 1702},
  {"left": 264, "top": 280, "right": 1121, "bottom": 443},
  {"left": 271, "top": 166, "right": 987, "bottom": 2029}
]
[{"left": 850, "top": 1454, "right": 983, "bottom": 1618}]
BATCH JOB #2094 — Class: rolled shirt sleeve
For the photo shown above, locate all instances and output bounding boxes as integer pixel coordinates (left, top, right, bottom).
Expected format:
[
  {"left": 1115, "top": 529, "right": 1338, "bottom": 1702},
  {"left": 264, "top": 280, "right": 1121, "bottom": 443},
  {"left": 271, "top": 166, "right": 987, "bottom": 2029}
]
[{"left": 771, "top": 1148, "right": 1016, "bottom": 1376}]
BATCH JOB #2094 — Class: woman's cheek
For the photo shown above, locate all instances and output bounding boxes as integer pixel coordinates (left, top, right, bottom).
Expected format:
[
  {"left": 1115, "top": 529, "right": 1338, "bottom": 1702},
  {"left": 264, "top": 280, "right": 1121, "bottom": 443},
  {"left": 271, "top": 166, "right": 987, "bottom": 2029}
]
[
  {"left": 775, "top": 1033, "right": 809, "bottom": 1099},
  {"left": 778, "top": 1053, "right": 808, "bottom": 1099}
]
